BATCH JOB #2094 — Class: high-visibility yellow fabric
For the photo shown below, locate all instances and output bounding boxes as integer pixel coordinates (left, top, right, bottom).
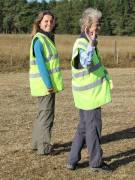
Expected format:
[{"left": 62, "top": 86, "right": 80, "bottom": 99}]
[
  {"left": 71, "top": 38, "right": 112, "bottom": 110},
  {"left": 29, "top": 32, "right": 64, "bottom": 96}
]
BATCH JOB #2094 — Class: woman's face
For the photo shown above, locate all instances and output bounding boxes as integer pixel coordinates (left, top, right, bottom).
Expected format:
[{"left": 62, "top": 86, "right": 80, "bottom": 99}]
[
  {"left": 89, "top": 19, "right": 100, "bottom": 35},
  {"left": 39, "top": 14, "right": 55, "bottom": 32}
]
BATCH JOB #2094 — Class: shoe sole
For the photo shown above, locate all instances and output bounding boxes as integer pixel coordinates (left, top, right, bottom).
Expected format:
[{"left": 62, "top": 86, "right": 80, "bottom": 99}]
[{"left": 67, "top": 164, "right": 76, "bottom": 170}]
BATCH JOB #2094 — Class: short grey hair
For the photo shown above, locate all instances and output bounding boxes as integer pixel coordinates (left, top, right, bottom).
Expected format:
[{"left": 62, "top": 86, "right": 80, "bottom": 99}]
[{"left": 79, "top": 7, "right": 102, "bottom": 33}]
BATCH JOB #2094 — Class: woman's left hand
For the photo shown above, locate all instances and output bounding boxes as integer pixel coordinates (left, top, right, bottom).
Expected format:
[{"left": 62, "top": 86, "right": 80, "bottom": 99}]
[{"left": 48, "top": 88, "right": 55, "bottom": 93}]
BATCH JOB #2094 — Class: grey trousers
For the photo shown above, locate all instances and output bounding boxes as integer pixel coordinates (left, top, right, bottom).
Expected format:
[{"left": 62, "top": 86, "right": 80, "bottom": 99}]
[
  {"left": 68, "top": 108, "right": 103, "bottom": 168},
  {"left": 32, "top": 93, "right": 55, "bottom": 154}
]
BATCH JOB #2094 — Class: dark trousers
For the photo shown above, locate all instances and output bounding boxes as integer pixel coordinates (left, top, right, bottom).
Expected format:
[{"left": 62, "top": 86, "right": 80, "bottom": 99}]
[
  {"left": 68, "top": 108, "right": 103, "bottom": 167},
  {"left": 32, "top": 93, "right": 55, "bottom": 154}
]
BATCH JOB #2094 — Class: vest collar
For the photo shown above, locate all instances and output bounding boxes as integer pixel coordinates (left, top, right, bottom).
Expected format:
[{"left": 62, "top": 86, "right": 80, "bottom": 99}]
[
  {"left": 38, "top": 29, "right": 55, "bottom": 43},
  {"left": 80, "top": 32, "right": 89, "bottom": 41}
]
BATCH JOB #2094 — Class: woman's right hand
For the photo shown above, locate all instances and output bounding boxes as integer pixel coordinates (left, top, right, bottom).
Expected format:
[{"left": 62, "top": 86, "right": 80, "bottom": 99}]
[
  {"left": 85, "top": 27, "right": 97, "bottom": 46},
  {"left": 85, "top": 27, "right": 95, "bottom": 40}
]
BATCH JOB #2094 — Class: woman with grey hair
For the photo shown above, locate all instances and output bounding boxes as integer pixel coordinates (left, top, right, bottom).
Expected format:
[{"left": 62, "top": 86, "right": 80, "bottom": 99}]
[{"left": 67, "top": 7, "right": 113, "bottom": 172}]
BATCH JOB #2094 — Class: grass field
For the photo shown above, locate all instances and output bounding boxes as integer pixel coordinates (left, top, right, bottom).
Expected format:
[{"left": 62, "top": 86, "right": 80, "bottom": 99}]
[
  {"left": 0, "top": 34, "right": 135, "bottom": 72},
  {"left": 0, "top": 68, "right": 135, "bottom": 179}
]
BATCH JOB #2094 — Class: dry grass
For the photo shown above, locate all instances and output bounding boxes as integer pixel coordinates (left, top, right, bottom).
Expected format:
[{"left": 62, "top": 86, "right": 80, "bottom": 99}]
[
  {"left": 0, "top": 34, "right": 31, "bottom": 72},
  {"left": 0, "top": 69, "right": 135, "bottom": 179},
  {"left": 0, "top": 34, "right": 135, "bottom": 72}
]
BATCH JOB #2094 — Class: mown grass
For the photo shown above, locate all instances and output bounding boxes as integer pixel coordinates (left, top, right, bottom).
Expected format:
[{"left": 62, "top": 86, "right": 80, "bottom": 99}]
[
  {"left": 0, "top": 34, "right": 135, "bottom": 72},
  {"left": 0, "top": 69, "right": 135, "bottom": 179}
]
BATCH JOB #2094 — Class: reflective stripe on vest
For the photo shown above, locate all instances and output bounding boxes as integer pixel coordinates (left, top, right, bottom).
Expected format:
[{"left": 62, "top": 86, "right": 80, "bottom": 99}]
[
  {"left": 30, "top": 54, "right": 59, "bottom": 65},
  {"left": 43, "top": 35, "right": 53, "bottom": 57},
  {"left": 30, "top": 67, "right": 61, "bottom": 78},
  {"left": 72, "top": 63, "right": 102, "bottom": 78},
  {"left": 72, "top": 76, "right": 106, "bottom": 91}
]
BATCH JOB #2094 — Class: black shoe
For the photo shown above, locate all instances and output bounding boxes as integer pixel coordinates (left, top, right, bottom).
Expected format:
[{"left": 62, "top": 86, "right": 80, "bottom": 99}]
[
  {"left": 32, "top": 148, "right": 37, "bottom": 151},
  {"left": 67, "top": 164, "right": 77, "bottom": 170},
  {"left": 44, "top": 144, "right": 53, "bottom": 155},
  {"left": 90, "top": 162, "right": 112, "bottom": 173}
]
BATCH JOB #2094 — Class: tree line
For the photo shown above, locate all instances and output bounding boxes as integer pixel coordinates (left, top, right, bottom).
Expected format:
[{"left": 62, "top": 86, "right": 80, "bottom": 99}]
[{"left": 0, "top": 0, "right": 135, "bottom": 35}]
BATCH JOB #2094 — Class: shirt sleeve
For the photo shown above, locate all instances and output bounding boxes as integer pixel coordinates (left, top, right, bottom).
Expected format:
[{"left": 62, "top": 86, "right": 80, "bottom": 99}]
[
  {"left": 79, "top": 44, "right": 95, "bottom": 68},
  {"left": 34, "top": 39, "right": 53, "bottom": 89}
]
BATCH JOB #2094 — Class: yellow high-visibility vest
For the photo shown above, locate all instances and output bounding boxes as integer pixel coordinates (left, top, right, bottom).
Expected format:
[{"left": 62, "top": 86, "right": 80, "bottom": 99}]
[
  {"left": 29, "top": 32, "right": 64, "bottom": 96},
  {"left": 71, "top": 37, "right": 113, "bottom": 110}
]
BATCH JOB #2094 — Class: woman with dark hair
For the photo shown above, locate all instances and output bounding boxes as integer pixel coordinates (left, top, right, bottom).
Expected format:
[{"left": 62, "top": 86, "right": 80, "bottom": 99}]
[{"left": 29, "top": 11, "right": 64, "bottom": 155}]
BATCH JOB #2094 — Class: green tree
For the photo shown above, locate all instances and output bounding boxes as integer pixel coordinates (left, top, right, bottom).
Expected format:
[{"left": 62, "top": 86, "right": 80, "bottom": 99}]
[
  {"left": 0, "top": 0, "right": 135, "bottom": 35},
  {"left": 0, "top": 0, "right": 3, "bottom": 32},
  {"left": 3, "top": 16, "right": 13, "bottom": 33},
  {"left": 109, "top": 0, "right": 135, "bottom": 35},
  {"left": 54, "top": 0, "right": 73, "bottom": 34}
]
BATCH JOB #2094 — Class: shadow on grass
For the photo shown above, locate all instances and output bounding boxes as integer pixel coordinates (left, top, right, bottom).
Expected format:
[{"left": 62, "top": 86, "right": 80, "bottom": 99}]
[
  {"left": 104, "top": 148, "right": 135, "bottom": 171},
  {"left": 53, "top": 127, "right": 135, "bottom": 155},
  {"left": 73, "top": 149, "right": 135, "bottom": 170},
  {"left": 102, "top": 127, "right": 135, "bottom": 144},
  {"left": 77, "top": 127, "right": 135, "bottom": 170},
  {"left": 52, "top": 127, "right": 135, "bottom": 170},
  {"left": 52, "top": 142, "right": 72, "bottom": 155}
]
